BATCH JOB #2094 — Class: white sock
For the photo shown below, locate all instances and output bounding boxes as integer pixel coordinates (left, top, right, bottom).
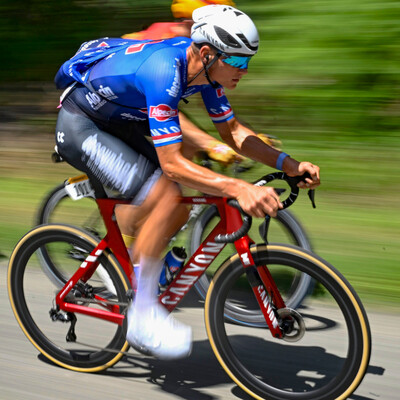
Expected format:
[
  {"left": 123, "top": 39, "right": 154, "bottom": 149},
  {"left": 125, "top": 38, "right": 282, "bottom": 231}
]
[{"left": 134, "top": 256, "right": 163, "bottom": 310}]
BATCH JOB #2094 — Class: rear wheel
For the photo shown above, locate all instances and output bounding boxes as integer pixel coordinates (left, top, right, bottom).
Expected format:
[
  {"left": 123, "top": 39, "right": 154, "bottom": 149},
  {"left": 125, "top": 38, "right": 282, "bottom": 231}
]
[
  {"left": 205, "top": 244, "right": 371, "bottom": 399},
  {"left": 8, "top": 224, "right": 130, "bottom": 372}
]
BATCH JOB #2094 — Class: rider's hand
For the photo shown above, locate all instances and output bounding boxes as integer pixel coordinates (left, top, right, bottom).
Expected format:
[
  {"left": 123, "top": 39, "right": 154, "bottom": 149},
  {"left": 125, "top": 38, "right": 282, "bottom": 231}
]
[
  {"left": 236, "top": 183, "right": 283, "bottom": 218},
  {"left": 207, "top": 140, "right": 244, "bottom": 166},
  {"left": 286, "top": 161, "right": 320, "bottom": 190}
]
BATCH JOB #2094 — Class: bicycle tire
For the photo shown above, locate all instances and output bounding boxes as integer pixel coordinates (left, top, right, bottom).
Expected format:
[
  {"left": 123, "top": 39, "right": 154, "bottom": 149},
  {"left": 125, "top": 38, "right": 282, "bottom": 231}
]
[
  {"left": 190, "top": 206, "right": 314, "bottom": 322},
  {"left": 8, "top": 224, "right": 130, "bottom": 372},
  {"left": 205, "top": 244, "right": 371, "bottom": 399},
  {"left": 36, "top": 183, "right": 105, "bottom": 287},
  {"left": 36, "top": 183, "right": 69, "bottom": 226}
]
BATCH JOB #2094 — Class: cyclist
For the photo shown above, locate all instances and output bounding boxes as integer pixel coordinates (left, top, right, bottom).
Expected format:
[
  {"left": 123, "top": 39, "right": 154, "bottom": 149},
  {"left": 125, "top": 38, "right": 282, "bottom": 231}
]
[
  {"left": 54, "top": 4, "right": 320, "bottom": 360},
  {"left": 116, "top": 0, "right": 279, "bottom": 245},
  {"left": 123, "top": 0, "right": 273, "bottom": 169}
]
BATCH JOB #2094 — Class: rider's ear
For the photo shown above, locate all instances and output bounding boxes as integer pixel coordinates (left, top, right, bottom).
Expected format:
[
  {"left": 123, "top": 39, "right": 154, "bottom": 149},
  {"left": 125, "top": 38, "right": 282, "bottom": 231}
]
[{"left": 204, "top": 54, "right": 210, "bottom": 64}]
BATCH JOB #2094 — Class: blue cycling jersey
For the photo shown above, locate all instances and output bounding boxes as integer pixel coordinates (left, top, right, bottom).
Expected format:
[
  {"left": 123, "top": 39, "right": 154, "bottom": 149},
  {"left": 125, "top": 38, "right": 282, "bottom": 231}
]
[{"left": 56, "top": 37, "right": 235, "bottom": 147}]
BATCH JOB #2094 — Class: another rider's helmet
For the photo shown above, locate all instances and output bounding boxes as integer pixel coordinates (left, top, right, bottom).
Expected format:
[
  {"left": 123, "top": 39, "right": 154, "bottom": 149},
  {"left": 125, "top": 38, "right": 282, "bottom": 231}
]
[
  {"left": 190, "top": 4, "right": 259, "bottom": 57},
  {"left": 171, "top": 0, "right": 236, "bottom": 20}
]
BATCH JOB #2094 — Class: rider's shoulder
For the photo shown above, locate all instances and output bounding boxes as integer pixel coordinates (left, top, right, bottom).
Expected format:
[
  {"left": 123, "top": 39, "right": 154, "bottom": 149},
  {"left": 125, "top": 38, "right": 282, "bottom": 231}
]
[
  {"left": 159, "top": 36, "right": 192, "bottom": 51},
  {"left": 144, "top": 37, "right": 191, "bottom": 62}
]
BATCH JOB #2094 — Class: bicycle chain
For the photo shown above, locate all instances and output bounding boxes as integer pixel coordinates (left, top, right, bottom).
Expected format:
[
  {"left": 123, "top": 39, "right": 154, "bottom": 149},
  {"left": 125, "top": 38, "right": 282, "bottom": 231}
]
[{"left": 70, "top": 298, "right": 129, "bottom": 307}]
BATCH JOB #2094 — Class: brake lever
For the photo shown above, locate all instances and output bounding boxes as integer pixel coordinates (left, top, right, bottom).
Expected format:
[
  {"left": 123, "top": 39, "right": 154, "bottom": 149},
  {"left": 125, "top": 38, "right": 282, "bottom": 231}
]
[{"left": 308, "top": 189, "right": 316, "bottom": 209}]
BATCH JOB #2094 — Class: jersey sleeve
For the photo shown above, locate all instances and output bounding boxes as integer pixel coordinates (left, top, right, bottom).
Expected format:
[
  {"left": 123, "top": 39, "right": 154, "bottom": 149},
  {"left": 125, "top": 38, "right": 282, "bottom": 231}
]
[
  {"left": 200, "top": 85, "right": 235, "bottom": 123},
  {"left": 136, "top": 48, "right": 184, "bottom": 148}
]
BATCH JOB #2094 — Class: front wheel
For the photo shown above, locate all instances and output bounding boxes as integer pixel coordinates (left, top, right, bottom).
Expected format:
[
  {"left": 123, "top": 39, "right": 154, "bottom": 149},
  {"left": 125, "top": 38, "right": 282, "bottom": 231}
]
[
  {"left": 8, "top": 224, "right": 130, "bottom": 372},
  {"left": 190, "top": 206, "right": 314, "bottom": 326},
  {"left": 205, "top": 244, "right": 371, "bottom": 399}
]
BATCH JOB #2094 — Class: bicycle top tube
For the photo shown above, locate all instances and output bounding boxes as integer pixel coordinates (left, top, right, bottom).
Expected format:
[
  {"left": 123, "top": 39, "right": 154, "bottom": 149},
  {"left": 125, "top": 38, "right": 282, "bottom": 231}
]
[{"left": 78, "top": 170, "right": 315, "bottom": 246}]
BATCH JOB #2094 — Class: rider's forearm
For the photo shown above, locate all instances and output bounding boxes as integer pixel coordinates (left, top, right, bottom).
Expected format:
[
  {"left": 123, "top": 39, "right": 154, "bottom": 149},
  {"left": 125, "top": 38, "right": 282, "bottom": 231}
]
[
  {"left": 218, "top": 119, "right": 300, "bottom": 174},
  {"left": 240, "top": 135, "right": 300, "bottom": 175},
  {"left": 159, "top": 148, "right": 248, "bottom": 198}
]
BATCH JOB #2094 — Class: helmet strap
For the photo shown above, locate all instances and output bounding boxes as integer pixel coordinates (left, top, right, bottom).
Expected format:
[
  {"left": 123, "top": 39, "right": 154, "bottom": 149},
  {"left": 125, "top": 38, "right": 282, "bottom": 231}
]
[{"left": 187, "top": 52, "right": 222, "bottom": 88}]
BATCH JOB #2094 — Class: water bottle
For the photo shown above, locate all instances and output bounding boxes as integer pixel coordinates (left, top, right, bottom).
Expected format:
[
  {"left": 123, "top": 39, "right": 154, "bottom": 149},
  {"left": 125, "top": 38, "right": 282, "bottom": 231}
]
[{"left": 159, "top": 246, "right": 187, "bottom": 288}]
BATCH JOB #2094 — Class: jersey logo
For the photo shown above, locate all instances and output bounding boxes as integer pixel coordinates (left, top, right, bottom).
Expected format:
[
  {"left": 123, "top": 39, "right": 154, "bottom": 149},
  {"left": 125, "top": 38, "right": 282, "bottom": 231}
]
[
  {"left": 149, "top": 104, "right": 178, "bottom": 121},
  {"left": 216, "top": 87, "right": 225, "bottom": 98},
  {"left": 125, "top": 40, "right": 163, "bottom": 55}
]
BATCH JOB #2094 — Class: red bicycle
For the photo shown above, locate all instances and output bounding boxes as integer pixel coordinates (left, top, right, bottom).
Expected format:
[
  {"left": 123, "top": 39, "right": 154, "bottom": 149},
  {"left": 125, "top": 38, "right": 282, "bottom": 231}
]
[{"left": 8, "top": 171, "right": 371, "bottom": 400}]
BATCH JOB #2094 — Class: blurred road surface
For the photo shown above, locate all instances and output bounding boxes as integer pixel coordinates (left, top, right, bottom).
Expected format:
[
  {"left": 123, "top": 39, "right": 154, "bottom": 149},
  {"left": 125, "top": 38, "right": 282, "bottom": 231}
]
[{"left": 0, "top": 262, "right": 398, "bottom": 400}]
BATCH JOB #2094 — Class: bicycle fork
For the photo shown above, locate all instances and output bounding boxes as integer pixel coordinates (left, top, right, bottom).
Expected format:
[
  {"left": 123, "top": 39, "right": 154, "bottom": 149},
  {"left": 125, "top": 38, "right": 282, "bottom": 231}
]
[{"left": 234, "top": 236, "right": 286, "bottom": 339}]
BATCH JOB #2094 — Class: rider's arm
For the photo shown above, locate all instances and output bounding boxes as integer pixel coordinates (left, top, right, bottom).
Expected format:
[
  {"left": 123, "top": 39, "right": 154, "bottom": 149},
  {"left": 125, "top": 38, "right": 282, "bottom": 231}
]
[
  {"left": 155, "top": 142, "right": 282, "bottom": 218},
  {"left": 200, "top": 85, "right": 320, "bottom": 188},
  {"left": 215, "top": 117, "right": 320, "bottom": 189},
  {"left": 216, "top": 117, "right": 283, "bottom": 166}
]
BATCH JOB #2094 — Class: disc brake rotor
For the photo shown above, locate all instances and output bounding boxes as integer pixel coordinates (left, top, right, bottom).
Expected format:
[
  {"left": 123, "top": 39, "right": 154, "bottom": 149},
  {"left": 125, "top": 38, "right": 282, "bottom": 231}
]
[{"left": 277, "top": 308, "right": 306, "bottom": 342}]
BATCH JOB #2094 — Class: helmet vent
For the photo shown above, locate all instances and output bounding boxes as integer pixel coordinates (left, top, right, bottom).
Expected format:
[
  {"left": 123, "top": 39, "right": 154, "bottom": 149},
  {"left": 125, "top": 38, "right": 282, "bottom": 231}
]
[
  {"left": 214, "top": 26, "right": 241, "bottom": 48},
  {"left": 237, "top": 33, "right": 258, "bottom": 51},
  {"left": 234, "top": 11, "right": 243, "bottom": 16}
]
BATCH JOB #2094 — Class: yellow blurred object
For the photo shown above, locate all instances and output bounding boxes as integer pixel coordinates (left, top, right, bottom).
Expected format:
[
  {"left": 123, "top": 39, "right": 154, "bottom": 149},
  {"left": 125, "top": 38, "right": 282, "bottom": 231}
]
[
  {"left": 122, "top": 234, "right": 135, "bottom": 247},
  {"left": 171, "top": 0, "right": 236, "bottom": 20},
  {"left": 206, "top": 139, "right": 243, "bottom": 165},
  {"left": 207, "top": 134, "right": 281, "bottom": 166},
  {"left": 256, "top": 133, "right": 282, "bottom": 150}
]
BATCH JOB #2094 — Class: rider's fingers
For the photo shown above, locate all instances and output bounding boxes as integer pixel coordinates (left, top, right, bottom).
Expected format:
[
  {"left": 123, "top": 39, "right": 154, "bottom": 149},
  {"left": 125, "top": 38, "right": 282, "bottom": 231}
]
[
  {"left": 242, "top": 201, "right": 275, "bottom": 219},
  {"left": 265, "top": 187, "right": 282, "bottom": 203},
  {"left": 239, "top": 186, "right": 282, "bottom": 218},
  {"left": 297, "top": 163, "right": 320, "bottom": 189},
  {"left": 313, "top": 164, "right": 320, "bottom": 181},
  {"left": 248, "top": 206, "right": 266, "bottom": 218},
  {"left": 261, "top": 193, "right": 281, "bottom": 217},
  {"left": 264, "top": 202, "right": 278, "bottom": 218},
  {"left": 298, "top": 178, "right": 319, "bottom": 190},
  {"left": 307, "top": 164, "right": 320, "bottom": 181},
  {"left": 240, "top": 200, "right": 264, "bottom": 218}
]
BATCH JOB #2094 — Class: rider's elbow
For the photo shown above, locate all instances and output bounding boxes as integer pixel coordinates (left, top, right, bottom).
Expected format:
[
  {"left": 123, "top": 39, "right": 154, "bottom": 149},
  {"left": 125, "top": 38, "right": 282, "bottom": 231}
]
[{"left": 161, "top": 161, "right": 179, "bottom": 182}]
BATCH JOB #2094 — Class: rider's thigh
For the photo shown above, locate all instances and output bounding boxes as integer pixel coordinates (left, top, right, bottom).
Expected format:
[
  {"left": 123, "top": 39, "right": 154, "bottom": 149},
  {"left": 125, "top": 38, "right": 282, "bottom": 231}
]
[
  {"left": 135, "top": 176, "right": 189, "bottom": 258},
  {"left": 55, "top": 106, "right": 159, "bottom": 199}
]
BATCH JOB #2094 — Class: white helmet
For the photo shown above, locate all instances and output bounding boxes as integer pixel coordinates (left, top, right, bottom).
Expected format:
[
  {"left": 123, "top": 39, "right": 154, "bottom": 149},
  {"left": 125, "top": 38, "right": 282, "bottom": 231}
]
[{"left": 191, "top": 5, "right": 259, "bottom": 56}]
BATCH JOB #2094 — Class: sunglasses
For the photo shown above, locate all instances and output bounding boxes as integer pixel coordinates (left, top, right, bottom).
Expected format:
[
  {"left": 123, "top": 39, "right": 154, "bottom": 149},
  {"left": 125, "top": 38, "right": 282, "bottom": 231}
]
[{"left": 221, "top": 54, "right": 252, "bottom": 69}]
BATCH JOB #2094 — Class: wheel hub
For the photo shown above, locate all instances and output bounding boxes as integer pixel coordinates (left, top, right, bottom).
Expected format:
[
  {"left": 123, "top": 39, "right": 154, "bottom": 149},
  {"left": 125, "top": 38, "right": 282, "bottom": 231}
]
[{"left": 277, "top": 308, "right": 305, "bottom": 342}]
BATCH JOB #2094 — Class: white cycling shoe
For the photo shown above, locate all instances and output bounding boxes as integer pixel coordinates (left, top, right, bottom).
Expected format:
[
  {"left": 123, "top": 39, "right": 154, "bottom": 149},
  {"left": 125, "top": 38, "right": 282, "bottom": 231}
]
[{"left": 126, "top": 301, "right": 192, "bottom": 360}]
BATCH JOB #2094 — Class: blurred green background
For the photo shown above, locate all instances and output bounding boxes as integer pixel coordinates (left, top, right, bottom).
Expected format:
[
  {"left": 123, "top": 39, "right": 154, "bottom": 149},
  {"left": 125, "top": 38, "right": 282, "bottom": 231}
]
[{"left": 0, "top": 0, "right": 399, "bottom": 308}]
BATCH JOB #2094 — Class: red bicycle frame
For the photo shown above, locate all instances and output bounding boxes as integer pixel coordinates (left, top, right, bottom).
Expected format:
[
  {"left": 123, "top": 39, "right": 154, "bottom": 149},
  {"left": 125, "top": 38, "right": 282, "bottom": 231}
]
[{"left": 55, "top": 195, "right": 286, "bottom": 338}]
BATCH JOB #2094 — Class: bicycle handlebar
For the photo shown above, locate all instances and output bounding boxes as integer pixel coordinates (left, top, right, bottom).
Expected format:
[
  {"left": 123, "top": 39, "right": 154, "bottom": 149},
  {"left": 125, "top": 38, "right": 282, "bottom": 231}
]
[
  {"left": 214, "top": 172, "right": 315, "bottom": 243},
  {"left": 214, "top": 199, "right": 252, "bottom": 243},
  {"left": 253, "top": 171, "right": 315, "bottom": 209}
]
